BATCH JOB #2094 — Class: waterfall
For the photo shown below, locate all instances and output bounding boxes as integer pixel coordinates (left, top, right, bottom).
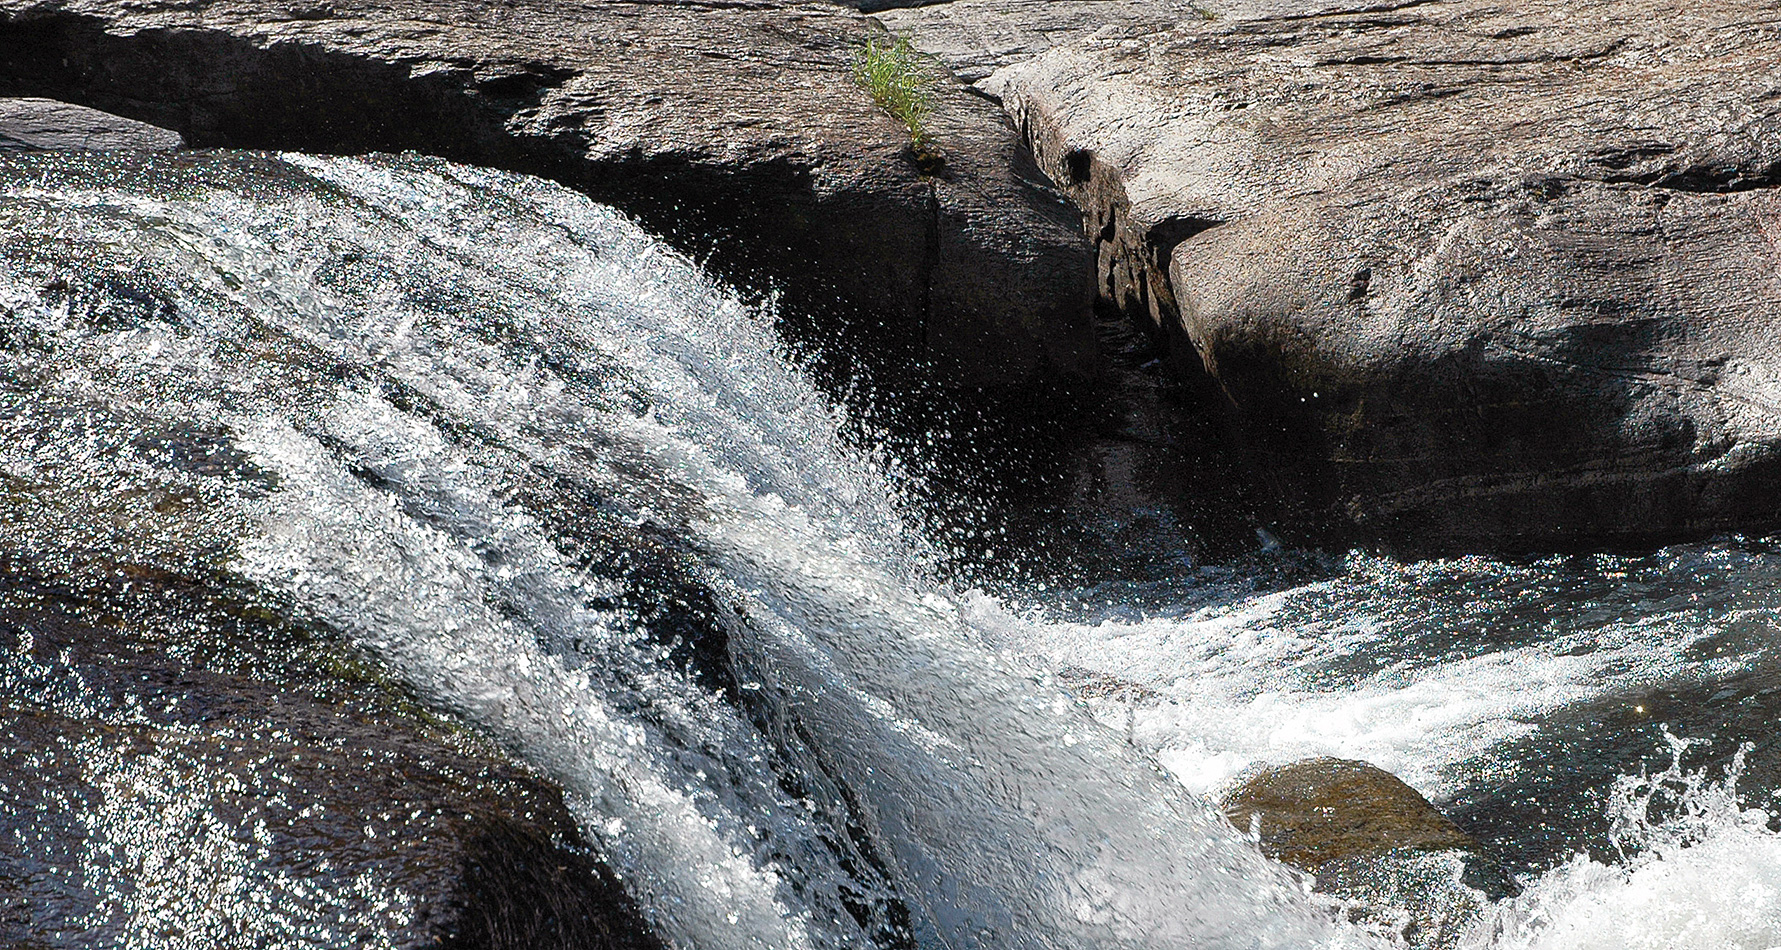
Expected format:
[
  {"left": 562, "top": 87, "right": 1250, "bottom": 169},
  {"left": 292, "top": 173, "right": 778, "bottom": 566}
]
[
  {"left": 4, "top": 148, "right": 1779, "bottom": 950},
  {"left": 0, "top": 150, "right": 1340, "bottom": 949}
]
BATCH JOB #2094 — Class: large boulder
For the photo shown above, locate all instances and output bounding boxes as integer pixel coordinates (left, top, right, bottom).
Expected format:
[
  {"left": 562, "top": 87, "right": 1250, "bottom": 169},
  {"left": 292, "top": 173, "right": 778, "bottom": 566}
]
[
  {"left": 0, "top": 0, "right": 1093, "bottom": 391},
  {"left": 984, "top": 0, "right": 1781, "bottom": 549}
]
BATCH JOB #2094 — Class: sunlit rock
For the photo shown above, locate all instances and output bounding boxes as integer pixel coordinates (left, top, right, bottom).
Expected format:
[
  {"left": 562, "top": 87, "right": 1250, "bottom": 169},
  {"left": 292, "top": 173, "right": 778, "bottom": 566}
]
[
  {"left": 987, "top": 0, "right": 1781, "bottom": 549},
  {"left": 1222, "top": 757, "right": 1514, "bottom": 948},
  {"left": 0, "top": 0, "right": 1093, "bottom": 392},
  {"left": 0, "top": 97, "right": 181, "bottom": 151},
  {"left": 1224, "top": 757, "right": 1476, "bottom": 867}
]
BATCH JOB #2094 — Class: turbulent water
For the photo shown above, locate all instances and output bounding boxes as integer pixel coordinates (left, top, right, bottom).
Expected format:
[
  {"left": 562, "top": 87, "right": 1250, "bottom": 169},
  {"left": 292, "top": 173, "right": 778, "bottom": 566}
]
[{"left": 1, "top": 149, "right": 1778, "bottom": 949}]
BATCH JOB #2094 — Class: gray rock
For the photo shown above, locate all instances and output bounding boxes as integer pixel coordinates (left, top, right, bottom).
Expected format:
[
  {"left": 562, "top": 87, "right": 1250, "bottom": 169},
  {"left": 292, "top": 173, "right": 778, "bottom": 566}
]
[
  {"left": 877, "top": 0, "right": 1209, "bottom": 85},
  {"left": 0, "top": 0, "right": 1092, "bottom": 389},
  {"left": 991, "top": 0, "right": 1781, "bottom": 548},
  {"left": 875, "top": 0, "right": 1358, "bottom": 89},
  {"left": 0, "top": 97, "right": 182, "bottom": 150}
]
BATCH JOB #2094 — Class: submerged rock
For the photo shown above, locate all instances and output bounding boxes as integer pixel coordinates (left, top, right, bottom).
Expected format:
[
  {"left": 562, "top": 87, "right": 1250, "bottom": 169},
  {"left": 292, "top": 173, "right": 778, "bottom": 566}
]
[
  {"left": 987, "top": 0, "right": 1781, "bottom": 549},
  {"left": 0, "top": 0, "right": 1092, "bottom": 392},
  {"left": 1222, "top": 757, "right": 1513, "bottom": 948},
  {"left": 0, "top": 97, "right": 181, "bottom": 151}
]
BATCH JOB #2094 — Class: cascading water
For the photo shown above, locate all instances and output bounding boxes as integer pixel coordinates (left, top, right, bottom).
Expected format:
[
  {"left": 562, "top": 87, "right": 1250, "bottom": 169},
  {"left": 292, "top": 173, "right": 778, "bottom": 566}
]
[{"left": 1, "top": 148, "right": 1779, "bottom": 950}]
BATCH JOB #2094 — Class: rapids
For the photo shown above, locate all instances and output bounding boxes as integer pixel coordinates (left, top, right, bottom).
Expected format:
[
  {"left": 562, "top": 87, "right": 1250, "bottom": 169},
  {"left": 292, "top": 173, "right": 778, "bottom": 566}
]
[{"left": 0, "top": 149, "right": 1778, "bottom": 949}]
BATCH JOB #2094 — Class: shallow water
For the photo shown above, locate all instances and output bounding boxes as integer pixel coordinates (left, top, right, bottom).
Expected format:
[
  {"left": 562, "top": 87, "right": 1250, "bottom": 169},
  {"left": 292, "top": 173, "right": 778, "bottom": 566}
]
[{"left": 0, "top": 148, "right": 1777, "bottom": 949}]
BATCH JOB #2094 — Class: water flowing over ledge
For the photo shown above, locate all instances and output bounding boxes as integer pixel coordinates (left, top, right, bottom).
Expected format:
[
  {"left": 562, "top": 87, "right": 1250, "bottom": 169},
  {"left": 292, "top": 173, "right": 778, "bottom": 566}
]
[{"left": 2, "top": 149, "right": 1780, "bottom": 949}]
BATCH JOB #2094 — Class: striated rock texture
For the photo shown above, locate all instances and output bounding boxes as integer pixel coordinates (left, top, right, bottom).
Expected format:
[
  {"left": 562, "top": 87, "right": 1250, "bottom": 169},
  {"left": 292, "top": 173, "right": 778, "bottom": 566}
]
[
  {"left": 990, "top": 0, "right": 1781, "bottom": 549},
  {"left": 0, "top": 0, "right": 1092, "bottom": 391},
  {"left": 0, "top": 97, "right": 182, "bottom": 150},
  {"left": 876, "top": 0, "right": 1208, "bottom": 84}
]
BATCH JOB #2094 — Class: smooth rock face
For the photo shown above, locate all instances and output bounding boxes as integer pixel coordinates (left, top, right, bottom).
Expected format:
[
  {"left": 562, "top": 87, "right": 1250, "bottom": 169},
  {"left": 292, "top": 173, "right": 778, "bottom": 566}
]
[
  {"left": 876, "top": 0, "right": 1208, "bottom": 84},
  {"left": 991, "top": 0, "right": 1781, "bottom": 548},
  {"left": 0, "top": 560, "right": 659, "bottom": 950},
  {"left": 0, "top": 0, "right": 1092, "bottom": 389},
  {"left": 0, "top": 97, "right": 182, "bottom": 150},
  {"left": 1222, "top": 757, "right": 1475, "bottom": 867},
  {"left": 1221, "top": 758, "right": 1507, "bottom": 949}
]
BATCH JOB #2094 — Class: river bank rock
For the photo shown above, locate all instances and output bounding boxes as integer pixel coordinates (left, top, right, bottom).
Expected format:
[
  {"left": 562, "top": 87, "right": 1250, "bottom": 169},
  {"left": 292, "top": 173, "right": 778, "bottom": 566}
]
[
  {"left": 875, "top": 0, "right": 1206, "bottom": 84},
  {"left": 0, "top": 97, "right": 182, "bottom": 150},
  {"left": 0, "top": 558, "right": 660, "bottom": 950},
  {"left": 0, "top": 0, "right": 1092, "bottom": 392},
  {"left": 982, "top": 0, "right": 1781, "bottom": 550}
]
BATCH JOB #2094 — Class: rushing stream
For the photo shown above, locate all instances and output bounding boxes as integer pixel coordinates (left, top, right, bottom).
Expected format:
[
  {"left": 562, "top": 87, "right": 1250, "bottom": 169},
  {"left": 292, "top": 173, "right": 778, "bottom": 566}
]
[{"left": 0, "top": 149, "right": 1778, "bottom": 949}]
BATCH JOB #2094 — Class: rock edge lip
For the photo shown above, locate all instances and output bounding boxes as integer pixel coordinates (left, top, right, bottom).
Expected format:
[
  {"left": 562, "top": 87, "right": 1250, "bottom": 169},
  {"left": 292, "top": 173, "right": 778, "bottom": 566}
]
[
  {"left": 984, "top": 0, "right": 1781, "bottom": 551},
  {"left": 0, "top": 96, "right": 183, "bottom": 150}
]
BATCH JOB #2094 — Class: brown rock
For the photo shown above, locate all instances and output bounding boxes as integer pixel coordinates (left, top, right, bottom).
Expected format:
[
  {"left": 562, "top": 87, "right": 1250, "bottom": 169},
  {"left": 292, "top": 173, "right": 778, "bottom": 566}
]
[
  {"left": 989, "top": 0, "right": 1781, "bottom": 549},
  {"left": 0, "top": 559, "right": 661, "bottom": 950},
  {"left": 1221, "top": 758, "right": 1512, "bottom": 949},
  {"left": 1220, "top": 757, "right": 1476, "bottom": 868}
]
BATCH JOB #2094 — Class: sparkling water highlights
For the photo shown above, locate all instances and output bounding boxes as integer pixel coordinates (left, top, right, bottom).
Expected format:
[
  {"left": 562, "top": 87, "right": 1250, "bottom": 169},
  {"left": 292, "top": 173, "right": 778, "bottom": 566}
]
[{"left": 1, "top": 149, "right": 1779, "bottom": 949}]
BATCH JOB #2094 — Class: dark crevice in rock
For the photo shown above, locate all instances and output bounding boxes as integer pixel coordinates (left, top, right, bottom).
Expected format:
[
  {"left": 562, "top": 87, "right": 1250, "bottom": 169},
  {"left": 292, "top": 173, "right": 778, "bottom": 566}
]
[
  {"left": 1635, "top": 162, "right": 1781, "bottom": 194},
  {"left": 0, "top": 16, "right": 537, "bottom": 162},
  {"left": 1064, "top": 147, "right": 1093, "bottom": 184},
  {"left": 1254, "top": 0, "right": 1440, "bottom": 25},
  {"left": 982, "top": 125, "right": 1279, "bottom": 557},
  {"left": 1312, "top": 39, "right": 1627, "bottom": 67},
  {"left": 1587, "top": 140, "right": 1679, "bottom": 170},
  {"left": 1348, "top": 266, "right": 1373, "bottom": 301},
  {"left": 1145, "top": 215, "right": 1223, "bottom": 273}
]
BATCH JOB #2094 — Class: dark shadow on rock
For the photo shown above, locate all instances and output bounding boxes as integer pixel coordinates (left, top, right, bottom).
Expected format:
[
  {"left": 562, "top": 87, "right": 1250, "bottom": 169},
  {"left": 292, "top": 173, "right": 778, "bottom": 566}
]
[{"left": 443, "top": 818, "right": 664, "bottom": 950}]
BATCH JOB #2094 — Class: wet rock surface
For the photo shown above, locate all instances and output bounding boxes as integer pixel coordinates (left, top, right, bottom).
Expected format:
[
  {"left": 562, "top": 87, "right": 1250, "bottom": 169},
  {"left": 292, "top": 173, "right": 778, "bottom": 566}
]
[
  {"left": 1222, "top": 757, "right": 1511, "bottom": 948},
  {"left": 0, "top": 0, "right": 1092, "bottom": 392},
  {"left": 987, "top": 0, "right": 1781, "bottom": 550},
  {"left": 1222, "top": 757, "right": 1478, "bottom": 867},
  {"left": 0, "top": 97, "right": 182, "bottom": 151},
  {"left": 0, "top": 559, "right": 660, "bottom": 950}
]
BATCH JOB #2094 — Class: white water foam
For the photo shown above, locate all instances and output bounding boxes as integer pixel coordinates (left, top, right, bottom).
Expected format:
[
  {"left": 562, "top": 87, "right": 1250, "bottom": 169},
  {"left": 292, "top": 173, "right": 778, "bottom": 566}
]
[
  {"left": 1461, "top": 735, "right": 1781, "bottom": 950},
  {"left": 0, "top": 151, "right": 1345, "bottom": 948},
  {"left": 8, "top": 149, "right": 1781, "bottom": 950},
  {"left": 965, "top": 558, "right": 1772, "bottom": 798}
]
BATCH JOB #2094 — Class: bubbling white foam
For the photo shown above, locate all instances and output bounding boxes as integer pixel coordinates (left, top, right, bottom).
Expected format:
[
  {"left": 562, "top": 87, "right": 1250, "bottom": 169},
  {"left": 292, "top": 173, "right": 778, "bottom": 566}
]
[
  {"left": 9, "top": 147, "right": 1781, "bottom": 950},
  {"left": 1461, "top": 734, "right": 1781, "bottom": 950}
]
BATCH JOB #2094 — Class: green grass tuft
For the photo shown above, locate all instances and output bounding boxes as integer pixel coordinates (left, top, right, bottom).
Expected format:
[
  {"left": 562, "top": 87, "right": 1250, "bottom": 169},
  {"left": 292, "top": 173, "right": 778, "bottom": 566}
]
[{"left": 855, "top": 36, "right": 932, "bottom": 149}]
